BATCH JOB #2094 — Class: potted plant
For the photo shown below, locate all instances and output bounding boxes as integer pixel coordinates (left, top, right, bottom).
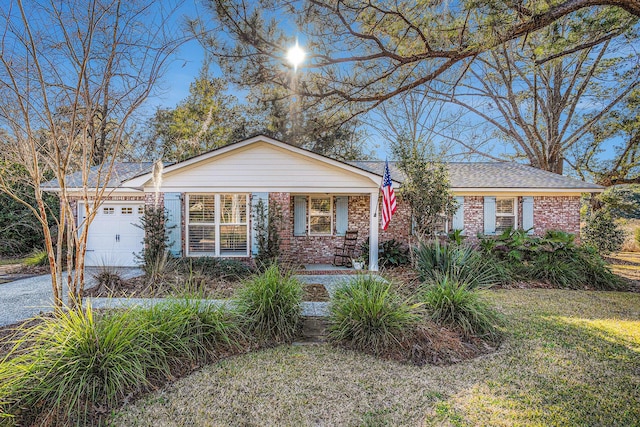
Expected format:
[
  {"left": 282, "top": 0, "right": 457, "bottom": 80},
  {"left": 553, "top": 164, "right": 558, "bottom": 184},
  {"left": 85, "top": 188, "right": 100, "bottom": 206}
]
[{"left": 352, "top": 255, "right": 366, "bottom": 270}]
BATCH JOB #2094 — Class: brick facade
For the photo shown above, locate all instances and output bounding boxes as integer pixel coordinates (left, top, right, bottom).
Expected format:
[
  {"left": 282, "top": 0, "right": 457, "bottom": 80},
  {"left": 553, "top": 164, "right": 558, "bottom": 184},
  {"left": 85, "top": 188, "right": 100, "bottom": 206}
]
[
  {"left": 463, "top": 196, "right": 484, "bottom": 238},
  {"left": 286, "top": 194, "right": 371, "bottom": 265},
  {"left": 74, "top": 192, "right": 583, "bottom": 265},
  {"left": 532, "top": 196, "right": 581, "bottom": 237}
]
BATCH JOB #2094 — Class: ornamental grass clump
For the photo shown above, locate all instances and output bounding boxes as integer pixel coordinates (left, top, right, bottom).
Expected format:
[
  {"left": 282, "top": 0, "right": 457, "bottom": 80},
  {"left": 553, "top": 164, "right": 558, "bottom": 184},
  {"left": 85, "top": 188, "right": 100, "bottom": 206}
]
[
  {"left": 413, "top": 239, "right": 501, "bottom": 288},
  {"left": 420, "top": 272, "right": 502, "bottom": 340},
  {"left": 235, "top": 263, "right": 303, "bottom": 343},
  {"left": 135, "top": 299, "right": 242, "bottom": 365},
  {"left": 0, "top": 301, "right": 241, "bottom": 425},
  {"left": 0, "top": 306, "right": 159, "bottom": 425},
  {"left": 328, "top": 275, "right": 420, "bottom": 356}
]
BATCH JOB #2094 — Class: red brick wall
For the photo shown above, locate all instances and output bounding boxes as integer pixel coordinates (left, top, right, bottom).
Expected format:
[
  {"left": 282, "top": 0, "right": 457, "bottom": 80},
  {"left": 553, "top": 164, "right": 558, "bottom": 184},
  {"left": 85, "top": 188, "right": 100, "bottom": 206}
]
[
  {"left": 458, "top": 195, "right": 581, "bottom": 240},
  {"left": 380, "top": 196, "right": 413, "bottom": 245},
  {"left": 463, "top": 196, "right": 484, "bottom": 237},
  {"left": 533, "top": 196, "right": 581, "bottom": 237},
  {"left": 286, "top": 195, "right": 371, "bottom": 264},
  {"left": 277, "top": 194, "right": 416, "bottom": 265}
]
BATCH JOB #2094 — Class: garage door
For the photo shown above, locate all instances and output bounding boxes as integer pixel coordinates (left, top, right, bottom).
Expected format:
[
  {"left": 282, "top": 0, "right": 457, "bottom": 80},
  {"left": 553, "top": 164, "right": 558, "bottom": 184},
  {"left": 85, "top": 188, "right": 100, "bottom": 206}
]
[{"left": 81, "top": 202, "right": 145, "bottom": 267}]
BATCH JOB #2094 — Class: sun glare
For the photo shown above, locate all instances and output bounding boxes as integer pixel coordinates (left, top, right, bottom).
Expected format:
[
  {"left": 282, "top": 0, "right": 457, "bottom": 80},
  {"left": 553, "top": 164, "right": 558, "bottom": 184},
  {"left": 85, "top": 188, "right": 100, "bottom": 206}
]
[{"left": 286, "top": 42, "right": 306, "bottom": 70}]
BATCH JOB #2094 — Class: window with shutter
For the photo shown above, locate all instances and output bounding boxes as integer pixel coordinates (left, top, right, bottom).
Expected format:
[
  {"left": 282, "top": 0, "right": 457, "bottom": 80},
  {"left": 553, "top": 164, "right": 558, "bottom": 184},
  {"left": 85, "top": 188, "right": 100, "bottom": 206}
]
[
  {"left": 187, "top": 194, "right": 249, "bottom": 256},
  {"left": 495, "top": 198, "right": 517, "bottom": 232}
]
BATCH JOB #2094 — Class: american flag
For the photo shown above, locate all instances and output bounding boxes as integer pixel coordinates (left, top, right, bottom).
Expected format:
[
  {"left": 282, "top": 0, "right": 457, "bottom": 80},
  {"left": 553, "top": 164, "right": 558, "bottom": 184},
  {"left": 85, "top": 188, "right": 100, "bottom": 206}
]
[{"left": 381, "top": 160, "right": 397, "bottom": 230}]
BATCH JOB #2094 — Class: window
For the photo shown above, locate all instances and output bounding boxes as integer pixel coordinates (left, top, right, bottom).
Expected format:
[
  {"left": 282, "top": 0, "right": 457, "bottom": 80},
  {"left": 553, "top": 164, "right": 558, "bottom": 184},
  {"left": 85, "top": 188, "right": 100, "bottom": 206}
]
[
  {"left": 103, "top": 207, "right": 114, "bottom": 215},
  {"left": 309, "top": 196, "right": 332, "bottom": 235},
  {"left": 220, "top": 194, "right": 248, "bottom": 255},
  {"left": 138, "top": 206, "right": 144, "bottom": 215},
  {"left": 121, "top": 207, "right": 133, "bottom": 215},
  {"left": 187, "top": 194, "right": 248, "bottom": 256},
  {"left": 433, "top": 214, "right": 450, "bottom": 235},
  {"left": 496, "top": 198, "right": 517, "bottom": 232}
]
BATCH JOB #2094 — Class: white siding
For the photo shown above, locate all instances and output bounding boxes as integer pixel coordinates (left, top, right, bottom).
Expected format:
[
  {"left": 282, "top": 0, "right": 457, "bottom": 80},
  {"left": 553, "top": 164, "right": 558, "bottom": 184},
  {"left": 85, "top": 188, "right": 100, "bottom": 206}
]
[{"left": 150, "top": 142, "right": 377, "bottom": 192}]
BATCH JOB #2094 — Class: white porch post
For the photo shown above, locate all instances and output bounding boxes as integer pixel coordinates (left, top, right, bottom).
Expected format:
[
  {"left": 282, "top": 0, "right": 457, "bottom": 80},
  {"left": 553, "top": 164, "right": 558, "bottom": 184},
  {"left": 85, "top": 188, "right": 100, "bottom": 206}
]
[{"left": 369, "top": 191, "right": 379, "bottom": 271}]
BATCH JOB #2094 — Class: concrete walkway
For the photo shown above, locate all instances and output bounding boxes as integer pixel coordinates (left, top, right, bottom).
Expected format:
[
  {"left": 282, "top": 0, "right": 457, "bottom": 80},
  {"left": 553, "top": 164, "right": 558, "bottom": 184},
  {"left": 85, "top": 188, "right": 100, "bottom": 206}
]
[{"left": 0, "top": 271, "right": 369, "bottom": 327}]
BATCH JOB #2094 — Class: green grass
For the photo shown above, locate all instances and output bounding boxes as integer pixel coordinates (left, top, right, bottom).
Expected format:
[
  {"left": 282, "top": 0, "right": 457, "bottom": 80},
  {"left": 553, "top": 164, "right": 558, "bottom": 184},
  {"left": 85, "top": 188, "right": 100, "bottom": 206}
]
[{"left": 112, "top": 290, "right": 640, "bottom": 426}]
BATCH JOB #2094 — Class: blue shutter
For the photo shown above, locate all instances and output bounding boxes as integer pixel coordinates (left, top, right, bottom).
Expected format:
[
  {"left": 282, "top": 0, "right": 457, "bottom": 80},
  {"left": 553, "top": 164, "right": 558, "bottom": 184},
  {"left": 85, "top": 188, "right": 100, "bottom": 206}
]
[
  {"left": 251, "top": 193, "right": 269, "bottom": 255},
  {"left": 294, "top": 196, "right": 307, "bottom": 236},
  {"left": 452, "top": 196, "right": 465, "bottom": 232},
  {"left": 484, "top": 196, "right": 496, "bottom": 235},
  {"left": 335, "top": 196, "right": 348, "bottom": 236},
  {"left": 164, "top": 193, "right": 182, "bottom": 256},
  {"left": 522, "top": 196, "right": 534, "bottom": 234}
]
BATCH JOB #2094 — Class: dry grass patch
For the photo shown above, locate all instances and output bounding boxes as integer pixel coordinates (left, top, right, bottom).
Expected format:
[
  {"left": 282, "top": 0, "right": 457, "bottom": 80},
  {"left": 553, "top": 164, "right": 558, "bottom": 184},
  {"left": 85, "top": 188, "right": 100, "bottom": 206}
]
[{"left": 112, "top": 290, "right": 640, "bottom": 427}]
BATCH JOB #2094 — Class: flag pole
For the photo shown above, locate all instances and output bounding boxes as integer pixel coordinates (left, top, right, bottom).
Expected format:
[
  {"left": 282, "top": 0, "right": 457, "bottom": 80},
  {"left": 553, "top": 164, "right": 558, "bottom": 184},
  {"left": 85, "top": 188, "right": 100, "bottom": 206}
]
[{"left": 373, "top": 160, "right": 386, "bottom": 218}]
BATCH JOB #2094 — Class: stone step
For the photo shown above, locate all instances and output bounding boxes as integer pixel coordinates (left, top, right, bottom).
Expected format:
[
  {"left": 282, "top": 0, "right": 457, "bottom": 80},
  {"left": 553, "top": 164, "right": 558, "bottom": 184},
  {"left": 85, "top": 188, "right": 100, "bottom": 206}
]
[{"left": 300, "top": 315, "right": 329, "bottom": 342}]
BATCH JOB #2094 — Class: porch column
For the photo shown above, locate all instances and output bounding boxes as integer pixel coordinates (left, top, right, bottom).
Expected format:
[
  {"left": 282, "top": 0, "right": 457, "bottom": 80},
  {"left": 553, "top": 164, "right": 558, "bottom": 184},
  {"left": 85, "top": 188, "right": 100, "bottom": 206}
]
[{"left": 369, "top": 191, "right": 379, "bottom": 271}]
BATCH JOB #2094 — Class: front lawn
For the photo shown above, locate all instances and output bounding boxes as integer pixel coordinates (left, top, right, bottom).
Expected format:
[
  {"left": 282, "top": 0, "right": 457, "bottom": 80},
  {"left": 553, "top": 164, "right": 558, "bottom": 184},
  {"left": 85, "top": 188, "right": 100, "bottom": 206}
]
[{"left": 112, "top": 289, "right": 640, "bottom": 426}]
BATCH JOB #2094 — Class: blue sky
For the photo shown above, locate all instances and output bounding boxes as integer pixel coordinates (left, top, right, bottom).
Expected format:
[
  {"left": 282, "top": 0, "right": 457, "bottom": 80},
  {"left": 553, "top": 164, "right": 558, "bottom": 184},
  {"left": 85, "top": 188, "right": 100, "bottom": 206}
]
[{"left": 147, "top": 1, "right": 624, "bottom": 167}]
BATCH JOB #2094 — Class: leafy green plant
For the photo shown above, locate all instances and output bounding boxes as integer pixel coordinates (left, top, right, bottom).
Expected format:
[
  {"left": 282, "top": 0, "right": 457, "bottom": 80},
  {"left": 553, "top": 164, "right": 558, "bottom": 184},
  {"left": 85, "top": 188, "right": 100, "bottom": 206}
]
[
  {"left": 360, "top": 238, "right": 410, "bottom": 268},
  {"left": 328, "top": 275, "right": 419, "bottom": 355},
  {"left": 413, "top": 239, "right": 500, "bottom": 288},
  {"left": 475, "top": 228, "right": 624, "bottom": 290},
  {"left": 23, "top": 249, "right": 48, "bottom": 267},
  {"left": 420, "top": 273, "right": 502, "bottom": 340},
  {"left": 235, "top": 264, "right": 303, "bottom": 343},
  {"left": 582, "top": 209, "right": 625, "bottom": 254},
  {"left": 447, "top": 229, "right": 466, "bottom": 245}
]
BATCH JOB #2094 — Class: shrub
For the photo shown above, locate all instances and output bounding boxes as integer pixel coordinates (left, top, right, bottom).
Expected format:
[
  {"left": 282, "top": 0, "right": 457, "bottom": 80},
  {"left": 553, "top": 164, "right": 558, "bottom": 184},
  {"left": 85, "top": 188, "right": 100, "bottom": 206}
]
[
  {"left": 582, "top": 210, "right": 625, "bottom": 254},
  {"left": 0, "top": 302, "right": 240, "bottom": 425},
  {"left": 476, "top": 229, "right": 625, "bottom": 290},
  {"left": 635, "top": 227, "right": 640, "bottom": 247},
  {"left": 328, "top": 275, "right": 419, "bottom": 355},
  {"left": 253, "top": 198, "right": 283, "bottom": 268},
  {"left": 379, "top": 239, "right": 411, "bottom": 267},
  {"left": 413, "top": 239, "right": 500, "bottom": 288},
  {"left": 235, "top": 264, "right": 303, "bottom": 343},
  {"left": 136, "top": 205, "right": 173, "bottom": 278},
  {"left": 360, "top": 238, "right": 411, "bottom": 268},
  {"left": 419, "top": 273, "right": 502, "bottom": 340},
  {"left": 23, "top": 250, "right": 48, "bottom": 267}
]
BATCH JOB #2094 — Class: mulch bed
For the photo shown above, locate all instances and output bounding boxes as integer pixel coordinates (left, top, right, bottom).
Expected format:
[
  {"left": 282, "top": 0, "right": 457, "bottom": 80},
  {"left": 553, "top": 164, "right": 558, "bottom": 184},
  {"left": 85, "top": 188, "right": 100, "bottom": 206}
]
[
  {"left": 303, "top": 283, "right": 330, "bottom": 302},
  {"left": 85, "top": 274, "right": 331, "bottom": 302}
]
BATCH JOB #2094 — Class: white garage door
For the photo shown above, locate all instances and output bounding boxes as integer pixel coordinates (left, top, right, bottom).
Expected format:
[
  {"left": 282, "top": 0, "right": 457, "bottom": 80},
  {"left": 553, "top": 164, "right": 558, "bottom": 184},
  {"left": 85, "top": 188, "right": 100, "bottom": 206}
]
[{"left": 81, "top": 202, "right": 145, "bottom": 267}]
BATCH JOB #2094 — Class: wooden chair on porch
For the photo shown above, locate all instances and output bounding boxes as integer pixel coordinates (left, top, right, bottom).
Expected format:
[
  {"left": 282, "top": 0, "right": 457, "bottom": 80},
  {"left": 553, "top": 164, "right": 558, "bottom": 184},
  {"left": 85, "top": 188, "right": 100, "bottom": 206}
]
[{"left": 333, "top": 230, "right": 359, "bottom": 267}]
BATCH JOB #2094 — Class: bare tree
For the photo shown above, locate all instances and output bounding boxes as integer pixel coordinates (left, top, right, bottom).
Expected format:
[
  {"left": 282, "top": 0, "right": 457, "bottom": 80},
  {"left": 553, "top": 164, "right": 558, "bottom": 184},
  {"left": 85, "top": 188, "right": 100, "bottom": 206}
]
[
  {"left": 202, "top": 0, "right": 639, "bottom": 119},
  {"left": 424, "top": 15, "right": 640, "bottom": 174},
  {"left": 0, "top": 0, "right": 183, "bottom": 309},
  {"left": 572, "top": 88, "right": 640, "bottom": 185},
  {"left": 368, "top": 88, "right": 488, "bottom": 160}
]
